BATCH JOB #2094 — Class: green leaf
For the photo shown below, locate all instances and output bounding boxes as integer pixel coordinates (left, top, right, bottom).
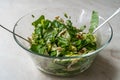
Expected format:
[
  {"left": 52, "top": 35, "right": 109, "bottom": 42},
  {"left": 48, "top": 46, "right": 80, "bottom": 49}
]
[
  {"left": 30, "top": 44, "right": 48, "bottom": 55},
  {"left": 44, "top": 29, "right": 58, "bottom": 42},
  {"left": 32, "top": 15, "right": 45, "bottom": 27},
  {"left": 64, "top": 13, "right": 68, "bottom": 18},
  {"left": 50, "top": 51, "right": 57, "bottom": 57},
  {"left": 66, "top": 20, "right": 72, "bottom": 26},
  {"left": 44, "top": 19, "right": 52, "bottom": 29},
  {"left": 86, "top": 42, "right": 97, "bottom": 50},
  {"left": 30, "top": 44, "right": 39, "bottom": 53},
  {"left": 89, "top": 11, "right": 99, "bottom": 33},
  {"left": 74, "top": 40, "right": 82, "bottom": 46},
  {"left": 31, "top": 15, "right": 35, "bottom": 18},
  {"left": 57, "top": 37, "right": 69, "bottom": 47}
]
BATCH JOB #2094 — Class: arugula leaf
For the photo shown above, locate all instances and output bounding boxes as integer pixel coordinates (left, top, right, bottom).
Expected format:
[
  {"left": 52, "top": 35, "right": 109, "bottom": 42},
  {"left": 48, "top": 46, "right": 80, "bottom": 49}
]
[
  {"left": 30, "top": 44, "right": 47, "bottom": 54},
  {"left": 32, "top": 15, "right": 45, "bottom": 27},
  {"left": 89, "top": 11, "right": 99, "bottom": 33},
  {"left": 57, "top": 37, "right": 69, "bottom": 47},
  {"left": 31, "top": 15, "right": 35, "bottom": 18},
  {"left": 50, "top": 51, "right": 57, "bottom": 57},
  {"left": 64, "top": 13, "right": 68, "bottom": 18}
]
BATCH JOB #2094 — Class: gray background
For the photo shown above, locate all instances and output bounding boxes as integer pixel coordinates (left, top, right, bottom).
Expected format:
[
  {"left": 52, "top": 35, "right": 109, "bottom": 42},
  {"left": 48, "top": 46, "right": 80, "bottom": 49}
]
[{"left": 0, "top": 0, "right": 120, "bottom": 80}]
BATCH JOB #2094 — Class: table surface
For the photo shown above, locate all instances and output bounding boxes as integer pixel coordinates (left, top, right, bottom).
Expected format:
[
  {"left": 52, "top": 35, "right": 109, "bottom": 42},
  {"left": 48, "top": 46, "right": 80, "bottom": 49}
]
[{"left": 0, "top": 0, "right": 120, "bottom": 80}]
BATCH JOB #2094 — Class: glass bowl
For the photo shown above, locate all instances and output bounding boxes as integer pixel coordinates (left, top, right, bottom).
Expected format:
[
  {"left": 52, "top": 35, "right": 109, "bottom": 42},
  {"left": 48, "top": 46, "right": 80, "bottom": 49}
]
[{"left": 13, "top": 8, "right": 113, "bottom": 76}]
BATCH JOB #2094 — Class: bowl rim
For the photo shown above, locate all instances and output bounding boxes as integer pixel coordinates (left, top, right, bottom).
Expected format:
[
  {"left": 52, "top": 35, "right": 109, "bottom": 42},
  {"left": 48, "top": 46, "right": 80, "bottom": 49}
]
[{"left": 13, "top": 9, "right": 113, "bottom": 59}]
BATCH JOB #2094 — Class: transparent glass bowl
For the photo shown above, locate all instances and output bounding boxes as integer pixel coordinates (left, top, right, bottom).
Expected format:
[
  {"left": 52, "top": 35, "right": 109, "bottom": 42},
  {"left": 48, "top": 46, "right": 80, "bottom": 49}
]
[{"left": 13, "top": 8, "right": 113, "bottom": 76}]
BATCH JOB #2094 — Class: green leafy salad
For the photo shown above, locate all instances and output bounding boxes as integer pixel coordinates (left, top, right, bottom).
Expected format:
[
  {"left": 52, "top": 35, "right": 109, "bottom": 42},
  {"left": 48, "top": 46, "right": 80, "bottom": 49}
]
[
  {"left": 29, "top": 11, "right": 99, "bottom": 76},
  {"left": 29, "top": 11, "right": 99, "bottom": 57}
]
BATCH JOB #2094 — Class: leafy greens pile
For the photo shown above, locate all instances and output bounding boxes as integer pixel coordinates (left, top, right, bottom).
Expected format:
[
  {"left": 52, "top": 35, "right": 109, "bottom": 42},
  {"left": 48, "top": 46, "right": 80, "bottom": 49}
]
[{"left": 29, "top": 11, "right": 99, "bottom": 57}]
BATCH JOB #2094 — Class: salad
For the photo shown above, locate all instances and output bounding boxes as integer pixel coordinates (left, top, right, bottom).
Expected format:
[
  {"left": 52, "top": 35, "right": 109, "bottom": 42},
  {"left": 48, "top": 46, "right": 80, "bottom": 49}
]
[{"left": 29, "top": 11, "right": 99, "bottom": 76}]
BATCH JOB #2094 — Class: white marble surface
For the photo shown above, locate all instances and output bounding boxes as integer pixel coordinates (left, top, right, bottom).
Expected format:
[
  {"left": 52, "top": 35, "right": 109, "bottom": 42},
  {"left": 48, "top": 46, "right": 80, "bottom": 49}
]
[{"left": 0, "top": 0, "right": 120, "bottom": 80}]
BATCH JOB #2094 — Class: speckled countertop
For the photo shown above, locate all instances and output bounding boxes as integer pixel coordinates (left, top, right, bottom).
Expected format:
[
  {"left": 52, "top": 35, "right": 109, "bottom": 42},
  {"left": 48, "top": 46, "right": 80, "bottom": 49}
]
[{"left": 0, "top": 0, "right": 120, "bottom": 80}]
